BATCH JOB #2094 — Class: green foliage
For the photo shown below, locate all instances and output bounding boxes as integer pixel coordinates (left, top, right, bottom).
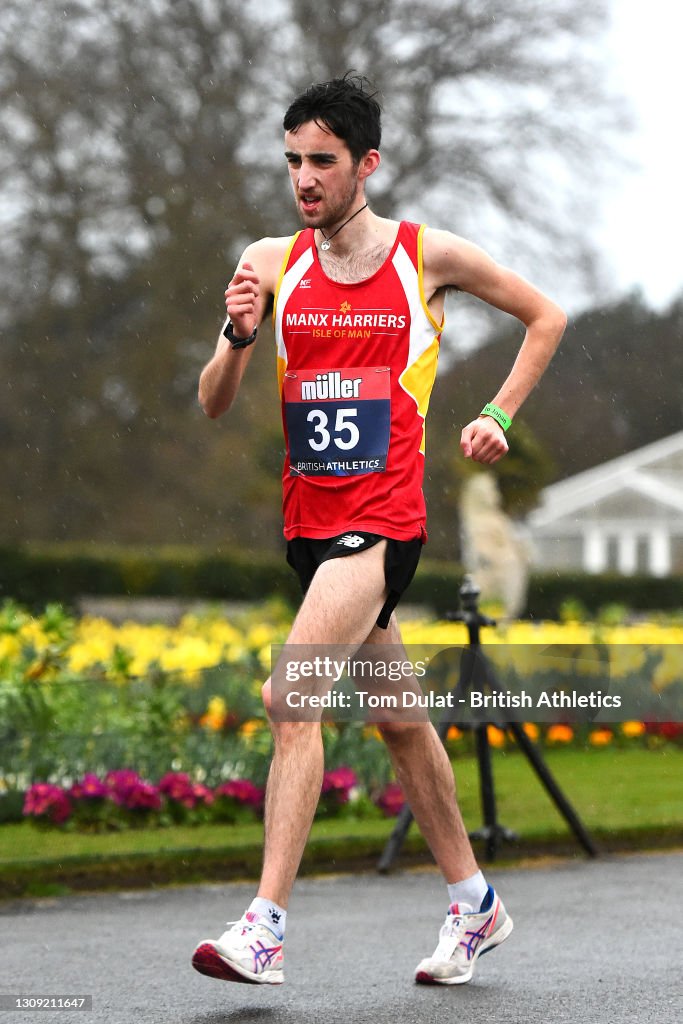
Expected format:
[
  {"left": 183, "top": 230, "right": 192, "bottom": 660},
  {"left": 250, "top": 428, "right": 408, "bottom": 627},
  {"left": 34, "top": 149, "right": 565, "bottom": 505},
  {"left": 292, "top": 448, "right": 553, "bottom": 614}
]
[
  {"left": 0, "top": 600, "right": 272, "bottom": 793},
  {"left": 0, "top": 543, "right": 300, "bottom": 609},
  {"left": 527, "top": 572, "right": 683, "bottom": 620},
  {"left": 492, "top": 419, "right": 558, "bottom": 515},
  {"left": 559, "top": 597, "right": 590, "bottom": 623},
  {"left": 322, "top": 724, "right": 393, "bottom": 794}
]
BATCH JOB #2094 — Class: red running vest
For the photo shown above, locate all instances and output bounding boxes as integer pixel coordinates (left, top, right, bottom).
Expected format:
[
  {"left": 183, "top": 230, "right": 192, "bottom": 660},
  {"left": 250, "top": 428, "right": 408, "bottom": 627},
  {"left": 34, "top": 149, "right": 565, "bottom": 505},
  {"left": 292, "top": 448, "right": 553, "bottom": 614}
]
[{"left": 273, "top": 221, "right": 443, "bottom": 542}]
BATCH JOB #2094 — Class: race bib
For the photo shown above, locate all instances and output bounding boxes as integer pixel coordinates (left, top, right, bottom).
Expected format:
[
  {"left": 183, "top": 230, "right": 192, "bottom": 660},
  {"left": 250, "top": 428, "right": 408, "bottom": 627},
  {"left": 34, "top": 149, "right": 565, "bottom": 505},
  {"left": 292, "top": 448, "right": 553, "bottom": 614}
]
[{"left": 284, "top": 366, "right": 390, "bottom": 476}]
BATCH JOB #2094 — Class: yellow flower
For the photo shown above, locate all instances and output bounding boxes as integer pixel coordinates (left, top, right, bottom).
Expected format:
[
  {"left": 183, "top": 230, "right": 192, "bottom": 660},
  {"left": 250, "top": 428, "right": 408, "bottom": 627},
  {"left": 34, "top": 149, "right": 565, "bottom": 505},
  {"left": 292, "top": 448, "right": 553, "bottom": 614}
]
[
  {"left": 621, "top": 720, "right": 645, "bottom": 738},
  {"left": 246, "top": 624, "right": 276, "bottom": 651},
  {"left": 257, "top": 644, "right": 273, "bottom": 673},
  {"left": 547, "top": 724, "right": 574, "bottom": 744},
  {"left": 651, "top": 644, "right": 683, "bottom": 690},
  {"left": 200, "top": 696, "right": 227, "bottom": 731},
  {"left": 159, "top": 636, "right": 222, "bottom": 681},
  {"left": 447, "top": 725, "right": 463, "bottom": 742},
  {"left": 9, "top": 609, "right": 683, "bottom": 707},
  {"left": 240, "top": 718, "right": 266, "bottom": 738},
  {"left": 0, "top": 635, "right": 21, "bottom": 661},
  {"left": 589, "top": 728, "right": 613, "bottom": 746},
  {"left": 487, "top": 725, "right": 506, "bottom": 748},
  {"left": 522, "top": 722, "right": 539, "bottom": 741},
  {"left": 19, "top": 618, "right": 52, "bottom": 653}
]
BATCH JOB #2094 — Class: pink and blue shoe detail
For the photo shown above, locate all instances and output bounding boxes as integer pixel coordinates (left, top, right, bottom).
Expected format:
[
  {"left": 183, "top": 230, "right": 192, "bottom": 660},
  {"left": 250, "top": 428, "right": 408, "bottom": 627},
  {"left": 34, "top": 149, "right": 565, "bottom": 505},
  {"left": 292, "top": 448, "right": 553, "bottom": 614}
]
[
  {"left": 192, "top": 911, "right": 284, "bottom": 985},
  {"left": 414, "top": 885, "right": 513, "bottom": 985}
]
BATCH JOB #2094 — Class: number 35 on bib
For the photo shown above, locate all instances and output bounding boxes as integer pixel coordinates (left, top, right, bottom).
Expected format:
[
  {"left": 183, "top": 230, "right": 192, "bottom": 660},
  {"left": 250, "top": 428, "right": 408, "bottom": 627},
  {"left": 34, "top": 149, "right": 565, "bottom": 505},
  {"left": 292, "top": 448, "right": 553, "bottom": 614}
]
[{"left": 284, "top": 366, "right": 391, "bottom": 477}]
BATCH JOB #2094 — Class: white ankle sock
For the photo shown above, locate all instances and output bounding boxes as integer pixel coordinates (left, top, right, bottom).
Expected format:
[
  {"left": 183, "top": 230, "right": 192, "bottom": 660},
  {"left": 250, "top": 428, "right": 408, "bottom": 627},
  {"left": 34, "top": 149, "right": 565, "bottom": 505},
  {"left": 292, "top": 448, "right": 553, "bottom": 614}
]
[
  {"left": 447, "top": 870, "right": 488, "bottom": 913},
  {"left": 247, "top": 897, "right": 287, "bottom": 939}
]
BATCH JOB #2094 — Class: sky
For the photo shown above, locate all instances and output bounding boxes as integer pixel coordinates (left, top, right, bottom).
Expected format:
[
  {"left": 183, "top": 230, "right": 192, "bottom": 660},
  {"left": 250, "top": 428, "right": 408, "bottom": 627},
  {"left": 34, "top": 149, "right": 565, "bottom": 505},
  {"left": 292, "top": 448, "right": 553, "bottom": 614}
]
[{"left": 601, "top": 0, "right": 682, "bottom": 309}]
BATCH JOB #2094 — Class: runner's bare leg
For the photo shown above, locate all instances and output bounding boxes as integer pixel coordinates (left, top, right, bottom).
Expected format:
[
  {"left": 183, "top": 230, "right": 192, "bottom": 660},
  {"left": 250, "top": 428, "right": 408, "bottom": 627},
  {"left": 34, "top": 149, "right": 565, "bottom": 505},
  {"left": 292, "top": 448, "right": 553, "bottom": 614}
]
[
  {"left": 258, "top": 542, "right": 388, "bottom": 907},
  {"left": 366, "top": 614, "right": 479, "bottom": 882}
]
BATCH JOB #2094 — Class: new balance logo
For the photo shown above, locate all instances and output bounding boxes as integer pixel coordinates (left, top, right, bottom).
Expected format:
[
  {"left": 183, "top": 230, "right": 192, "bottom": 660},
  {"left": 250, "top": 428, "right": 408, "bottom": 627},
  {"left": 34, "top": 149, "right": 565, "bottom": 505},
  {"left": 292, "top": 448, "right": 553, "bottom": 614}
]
[
  {"left": 336, "top": 534, "right": 366, "bottom": 548},
  {"left": 299, "top": 278, "right": 312, "bottom": 289}
]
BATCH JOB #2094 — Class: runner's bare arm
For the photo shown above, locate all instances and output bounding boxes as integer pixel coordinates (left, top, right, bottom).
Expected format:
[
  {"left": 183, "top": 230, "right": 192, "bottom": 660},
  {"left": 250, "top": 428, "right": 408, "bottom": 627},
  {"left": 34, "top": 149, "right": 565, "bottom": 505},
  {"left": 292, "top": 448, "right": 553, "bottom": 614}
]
[
  {"left": 422, "top": 228, "right": 567, "bottom": 464},
  {"left": 198, "top": 238, "right": 287, "bottom": 418}
]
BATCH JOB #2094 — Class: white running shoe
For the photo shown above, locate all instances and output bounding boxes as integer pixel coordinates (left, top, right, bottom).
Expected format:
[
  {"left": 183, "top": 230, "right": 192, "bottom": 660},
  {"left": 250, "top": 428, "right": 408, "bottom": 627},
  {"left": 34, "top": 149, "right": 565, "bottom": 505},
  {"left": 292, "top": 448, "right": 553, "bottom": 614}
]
[
  {"left": 415, "top": 886, "right": 513, "bottom": 985},
  {"left": 192, "top": 912, "right": 284, "bottom": 985}
]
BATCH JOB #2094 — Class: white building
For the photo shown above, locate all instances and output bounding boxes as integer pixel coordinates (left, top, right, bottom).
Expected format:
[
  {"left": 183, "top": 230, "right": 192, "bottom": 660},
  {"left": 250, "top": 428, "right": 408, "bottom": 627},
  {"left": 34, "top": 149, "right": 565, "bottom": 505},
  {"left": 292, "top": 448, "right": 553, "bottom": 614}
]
[{"left": 527, "top": 431, "right": 683, "bottom": 576}]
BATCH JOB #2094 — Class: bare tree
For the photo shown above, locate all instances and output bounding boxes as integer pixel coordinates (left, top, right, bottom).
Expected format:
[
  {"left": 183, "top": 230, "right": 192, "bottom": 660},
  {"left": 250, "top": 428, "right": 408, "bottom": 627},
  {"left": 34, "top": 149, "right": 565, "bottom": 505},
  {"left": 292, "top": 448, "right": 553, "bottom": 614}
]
[
  {"left": 271, "top": 0, "right": 625, "bottom": 290},
  {"left": 0, "top": 0, "right": 275, "bottom": 323},
  {"left": 1, "top": 0, "right": 623, "bottom": 320}
]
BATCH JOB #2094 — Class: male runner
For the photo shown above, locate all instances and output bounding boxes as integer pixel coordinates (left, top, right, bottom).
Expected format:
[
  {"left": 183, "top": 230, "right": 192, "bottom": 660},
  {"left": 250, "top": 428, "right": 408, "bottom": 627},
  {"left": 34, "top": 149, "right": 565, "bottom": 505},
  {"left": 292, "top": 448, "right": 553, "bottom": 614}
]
[{"left": 192, "top": 75, "right": 566, "bottom": 987}]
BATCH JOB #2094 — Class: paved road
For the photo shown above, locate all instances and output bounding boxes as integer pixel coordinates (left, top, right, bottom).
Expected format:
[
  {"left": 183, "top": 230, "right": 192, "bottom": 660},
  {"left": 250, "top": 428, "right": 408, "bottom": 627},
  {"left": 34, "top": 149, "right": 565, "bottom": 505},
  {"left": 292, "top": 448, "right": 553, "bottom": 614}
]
[{"left": 1, "top": 851, "right": 681, "bottom": 1024}]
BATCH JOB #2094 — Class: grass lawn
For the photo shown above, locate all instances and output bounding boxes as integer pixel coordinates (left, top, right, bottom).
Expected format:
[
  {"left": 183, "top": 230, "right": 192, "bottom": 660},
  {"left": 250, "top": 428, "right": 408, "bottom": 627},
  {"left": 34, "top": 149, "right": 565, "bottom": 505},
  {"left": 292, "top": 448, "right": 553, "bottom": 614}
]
[{"left": 0, "top": 748, "right": 680, "bottom": 879}]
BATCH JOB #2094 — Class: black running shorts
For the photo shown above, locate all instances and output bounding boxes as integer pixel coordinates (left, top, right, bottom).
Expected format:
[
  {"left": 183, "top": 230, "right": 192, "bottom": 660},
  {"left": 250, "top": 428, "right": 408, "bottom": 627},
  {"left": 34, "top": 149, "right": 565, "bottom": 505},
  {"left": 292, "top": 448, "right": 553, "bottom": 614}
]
[{"left": 286, "top": 531, "right": 423, "bottom": 629}]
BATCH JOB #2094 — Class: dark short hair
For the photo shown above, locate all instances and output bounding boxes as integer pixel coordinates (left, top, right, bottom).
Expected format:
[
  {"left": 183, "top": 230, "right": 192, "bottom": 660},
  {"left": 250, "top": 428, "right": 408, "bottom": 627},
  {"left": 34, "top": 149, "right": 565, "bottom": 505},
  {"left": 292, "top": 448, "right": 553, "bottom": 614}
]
[{"left": 283, "top": 73, "right": 382, "bottom": 163}]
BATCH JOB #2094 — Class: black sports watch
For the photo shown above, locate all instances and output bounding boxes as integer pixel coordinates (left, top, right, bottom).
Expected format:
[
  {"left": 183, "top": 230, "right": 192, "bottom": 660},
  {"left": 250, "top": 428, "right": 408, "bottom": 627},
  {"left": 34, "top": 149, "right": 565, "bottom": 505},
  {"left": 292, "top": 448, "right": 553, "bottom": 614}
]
[{"left": 223, "top": 320, "right": 258, "bottom": 349}]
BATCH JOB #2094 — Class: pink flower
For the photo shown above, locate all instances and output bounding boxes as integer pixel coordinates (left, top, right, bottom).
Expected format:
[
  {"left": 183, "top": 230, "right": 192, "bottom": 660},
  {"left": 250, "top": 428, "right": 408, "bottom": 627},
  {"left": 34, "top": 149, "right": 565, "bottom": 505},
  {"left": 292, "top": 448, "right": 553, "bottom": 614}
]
[
  {"left": 192, "top": 783, "right": 215, "bottom": 806},
  {"left": 23, "top": 783, "right": 72, "bottom": 824},
  {"left": 376, "top": 781, "right": 405, "bottom": 817},
  {"left": 70, "top": 774, "right": 108, "bottom": 800},
  {"left": 155, "top": 773, "right": 215, "bottom": 808},
  {"left": 104, "top": 769, "right": 145, "bottom": 805},
  {"left": 158, "top": 772, "right": 197, "bottom": 808},
  {"left": 215, "top": 779, "right": 265, "bottom": 809},
  {"left": 121, "top": 780, "right": 161, "bottom": 811},
  {"left": 321, "top": 766, "right": 358, "bottom": 804}
]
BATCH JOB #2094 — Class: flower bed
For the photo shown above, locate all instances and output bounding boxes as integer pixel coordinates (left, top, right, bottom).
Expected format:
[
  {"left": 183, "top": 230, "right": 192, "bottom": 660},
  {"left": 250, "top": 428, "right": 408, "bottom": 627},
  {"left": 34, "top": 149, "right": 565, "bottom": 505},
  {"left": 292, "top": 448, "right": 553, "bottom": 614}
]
[
  {"left": 23, "top": 769, "right": 262, "bottom": 830},
  {"left": 2, "top": 600, "right": 682, "bottom": 829},
  {"left": 21, "top": 766, "right": 404, "bottom": 831}
]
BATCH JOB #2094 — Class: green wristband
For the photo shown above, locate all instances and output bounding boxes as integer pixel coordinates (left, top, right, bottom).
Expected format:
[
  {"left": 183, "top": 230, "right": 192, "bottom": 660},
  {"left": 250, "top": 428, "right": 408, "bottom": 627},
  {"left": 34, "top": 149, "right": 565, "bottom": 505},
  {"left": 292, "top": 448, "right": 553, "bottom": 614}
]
[{"left": 480, "top": 403, "right": 512, "bottom": 432}]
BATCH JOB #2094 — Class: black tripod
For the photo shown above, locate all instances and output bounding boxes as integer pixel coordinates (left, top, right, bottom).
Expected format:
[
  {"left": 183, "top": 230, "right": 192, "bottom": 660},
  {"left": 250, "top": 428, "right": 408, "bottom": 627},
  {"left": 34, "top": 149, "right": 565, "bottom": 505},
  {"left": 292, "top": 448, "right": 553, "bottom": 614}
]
[{"left": 378, "top": 576, "right": 598, "bottom": 870}]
